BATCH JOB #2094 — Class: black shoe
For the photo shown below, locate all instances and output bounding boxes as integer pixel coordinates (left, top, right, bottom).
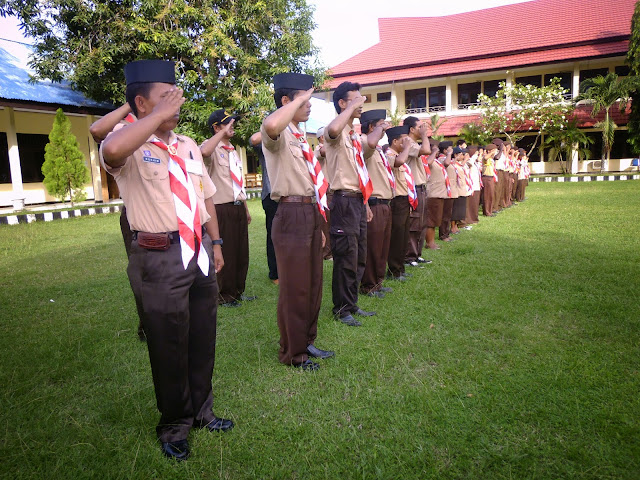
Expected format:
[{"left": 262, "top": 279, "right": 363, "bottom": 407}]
[
  {"left": 307, "top": 344, "right": 335, "bottom": 359},
  {"left": 417, "top": 257, "right": 432, "bottom": 264},
  {"left": 294, "top": 359, "right": 320, "bottom": 370},
  {"left": 337, "top": 314, "right": 362, "bottom": 327},
  {"left": 380, "top": 287, "right": 393, "bottom": 293},
  {"left": 364, "top": 290, "right": 385, "bottom": 298},
  {"left": 220, "top": 300, "right": 241, "bottom": 307},
  {"left": 240, "top": 294, "right": 257, "bottom": 301},
  {"left": 201, "top": 416, "right": 234, "bottom": 432},
  {"left": 161, "top": 439, "right": 190, "bottom": 461},
  {"left": 354, "top": 308, "right": 376, "bottom": 317},
  {"left": 138, "top": 330, "right": 147, "bottom": 342}
]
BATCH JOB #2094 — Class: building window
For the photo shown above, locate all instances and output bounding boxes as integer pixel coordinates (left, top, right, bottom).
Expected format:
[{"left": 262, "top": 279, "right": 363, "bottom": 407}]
[
  {"left": 377, "top": 92, "right": 391, "bottom": 102},
  {"left": 17, "top": 133, "right": 49, "bottom": 183},
  {"left": 515, "top": 75, "right": 542, "bottom": 88},
  {"left": 364, "top": 94, "right": 372, "bottom": 104},
  {"left": 458, "top": 82, "right": 481, "bottom": 108},
  {"left": 615, "top": 65, "right": 631, "bottom": 77},
  {"left": 0, "top": 132, "right": 9, "bottom": 184},
  {"left": 579, "top": 68, "right": 610, "bottom": 90},
  {"left": 544, "top": 72, "right": 573, "bottom": 97},
  {"left": 483, "top": 79, "right": 505, "bottom": 98},
  {"left": 405, "top": 88, "right": 426, "bottom": 112},
  {"left": 428, "top": 86, "right": 446, "bottom": 112},
  {"left": 584, "top": 131, "right": 603, "bottom": 160}
]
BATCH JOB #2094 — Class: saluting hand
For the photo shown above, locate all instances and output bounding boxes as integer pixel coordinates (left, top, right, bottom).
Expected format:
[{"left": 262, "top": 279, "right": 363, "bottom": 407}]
[
  {"left": 402, "top": 136, "right": 412, "bottom": 150},
  {"left": 418, "top": 122, "right": 429, "bottom": 137},
  {"left": 153, "top": 87, "right": 186, "bottom": 123},
  {"left": 379, "top": 121, "right": 392, "bottom": 131},
  {"left": 299, "top": 87, "right": 315, "bottom": 103},
  {"left": 348, "top": 94, "right": 366, "bottom": 111}
]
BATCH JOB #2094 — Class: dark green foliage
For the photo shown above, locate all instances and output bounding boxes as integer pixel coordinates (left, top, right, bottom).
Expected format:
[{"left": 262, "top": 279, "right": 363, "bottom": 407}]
[
  {"left": 1, "top": 0, "right": 326, "bottom": 145},
  {"left": 626, "top": 1, "right": 640, "bottom": 154},
  {"left": 41, "top": 108, "right": 90, "bottom": 204}
]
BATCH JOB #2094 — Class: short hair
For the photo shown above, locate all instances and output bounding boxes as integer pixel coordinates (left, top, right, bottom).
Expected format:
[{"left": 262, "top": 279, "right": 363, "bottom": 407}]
[
  {"left": 387, "top": 132, "right": 405, "bottom": 144},
  {"left": 403, "top": 116, "right": 420, "bottom": 129},
  {"left": 333, "top": 81, "right": 361, "bottom": 113},
  {"left": 361, "top": 118, "right": 383, "bottom": 135},
  {"left": 456, "top": 139, "right": 466, "bottom": 146},
  {"left": 274, "top": 87, "right": 300, "bottom": 109},
  {"left": 125, "top": 82, "right": 154, "bottom": 117}
]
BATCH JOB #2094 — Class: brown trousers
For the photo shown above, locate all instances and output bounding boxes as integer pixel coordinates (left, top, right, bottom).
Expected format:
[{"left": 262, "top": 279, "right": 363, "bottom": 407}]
[
  {"left": 128, "top": 234, "right": 219, "bottom": 443},
  {"left": 387, "top": 195, "right": 411, "bottom": 278},
  {"left": 271, "top": 202, "right": 323, "bottom": 365},
  {"left": 510, "top": 172, "right": 518, "bottom": 201},
  {"left": 330, "top": 193, "right": 367, "bottom": 316},
  {"left": 503, "top": 171, "right": 513, "bottom": 207},
  {"left": 406, "top": 186, "right": 428, "bottom": 262},
  {"left": 215, "top": 203, "right": 249, "bottom": 303},
  {"left": 321, "top": 192, "right": 333, "bottom": 259},
  {"left": 439, "top": 198, "right": 454, "bottom": 239},
  {"left": 361, "top": 202, "right": 392, "bottom": 293},
  {"left": 482, "top": 177, "right": 495, "bottom": 216},
  {"left": 120, "top": 207, "right": 145, "bottom": 338},
  {"left": 465, "top": 190, "right": 481, "bottom": 224},
  {"left": 516, "top": 179, "right": 527, "bottom": 201}
]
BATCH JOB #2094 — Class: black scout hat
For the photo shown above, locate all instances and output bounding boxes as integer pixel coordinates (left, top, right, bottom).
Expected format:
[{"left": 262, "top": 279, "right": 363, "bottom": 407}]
[
  {"left": 359, "top": 109, "right": 387, "bottom": 125},
  {"left": 124, "top": 60, "right": 175, "bottom": 86},
  {"left": 438, "top": 140, "right": 454, "bottom": 150},
  {"left": 453, "top": 146, "right": 468, "bottom": 155},
  {"left": 386, "top": 125, "right": 410, "bottom": 142},
  {"left": 208, "top": 109, "right": 239, "bottom": 131},
  {"left": 273, "top": 72, "right": 315, "bottom": 90}
]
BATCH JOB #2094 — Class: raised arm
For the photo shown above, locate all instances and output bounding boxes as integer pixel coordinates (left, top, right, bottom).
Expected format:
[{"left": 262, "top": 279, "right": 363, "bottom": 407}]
[
  {"left": 326, "top": 94, "right": 366, "bottom": 139},
  {"left": 90, "top": 103, "right": 132, "bottom": 143},
  {"left": 393, "top": 137, "right": 412, "bottom": 167},
  {"left": 366, "top": 121, "right": 390, "bottom": 149},
  {"left": 200, "top": 119, "right": 234, "bottom": 158},
  {"left": 262, "top": 88, "right": 314, "bottom": 140}
]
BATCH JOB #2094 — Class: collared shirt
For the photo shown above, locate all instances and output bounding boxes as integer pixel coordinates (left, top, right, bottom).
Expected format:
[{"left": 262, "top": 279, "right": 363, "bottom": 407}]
[
  {"left": 426, "top": 156, "right": 449, "bottom": 199},
  {"left": 362, "top": 136, "right": 393, "bottom": 200},
  {"left": 495, "top": 152, "right": 507, "bottom": 170},
  {"left": 518, "top": 158, "right": 529, "bottom": 180},
  {"left": 388, "top": 149, "right": 408, "bottom": 196},
  {"left": 446, "top": 163, "right": 459, "bottom": 199},
  {"left": 467, "top": 154, "right": 482, "bottom": 191},
  {"left": 260, "top": 123, "right": 316, "bottom": 201},
  {"left": 482, "top": 156, "right": 496, "bottom": 177},
  {"left": 324, "top": 124, "right": 361, "bottom": 192},
  {"left": 99, "top": 123, "right": 216, "bottom": 233},
  {"left": 452, "top": 161, "right": 469, "bottom": 197},
  {"left": 406, "top": 138, "right": 426, "bottom": 185},
  {"left": 206, "top": 143, "right": 247, "bottom": 204}
]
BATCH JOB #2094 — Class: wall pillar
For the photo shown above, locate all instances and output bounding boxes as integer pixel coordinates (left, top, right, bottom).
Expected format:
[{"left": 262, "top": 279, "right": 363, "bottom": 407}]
[
  {"left": 445, "top": 79, "right": 453, "bottom": 114},
  {"left": 390, "top": 82, "right": 398, "bottom": 116},
  {"left": 573, "top": 64, "right": 581, "bottom": 98},
  {"left": 6, "top": 107, "right": 25, "bottom": 209}
]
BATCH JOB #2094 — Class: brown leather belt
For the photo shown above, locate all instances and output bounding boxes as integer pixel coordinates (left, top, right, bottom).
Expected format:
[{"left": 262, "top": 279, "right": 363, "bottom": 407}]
[
  {"left": 334, "top": 190, "right": 362, "bottom": 198},
  {"left": 279, "top": 195, "right": 316, "bottom": 204},
  {"left": 416, "top": 184, "right": 426, "bottom": 191},
  {"left": 368, "top": 197, "right": 391, "bottom": 206}
]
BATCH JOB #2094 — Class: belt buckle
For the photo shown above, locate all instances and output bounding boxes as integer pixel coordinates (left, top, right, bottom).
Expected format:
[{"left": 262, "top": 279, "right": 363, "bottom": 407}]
[{"left": 233, "top": 200, "right": 242, "bottom": 206}]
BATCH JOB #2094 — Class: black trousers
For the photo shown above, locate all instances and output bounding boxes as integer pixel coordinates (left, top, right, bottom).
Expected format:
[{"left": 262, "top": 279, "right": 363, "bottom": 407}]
[
  {"left": 262, "top": 197, "right": 278, "bottom": 280},
  {"left": 387, "top": 195, "right": 410, "bottom": 278},
  {"left": 215, "top": 203, "right": 249, "bottom": 303},
  {"left": 120, "top": 207, "right": 145, "bottom": 338},
  {"left": 330, "top": 193, "right": 367, "bottom": 317},
  {"left": 128, "top": 234, "right": 219, "bottom": 443}
]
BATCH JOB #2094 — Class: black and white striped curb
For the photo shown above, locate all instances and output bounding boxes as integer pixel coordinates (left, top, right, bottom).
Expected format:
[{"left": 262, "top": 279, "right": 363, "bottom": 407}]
[
  {"left": 1, "top": 205, "right": 123, "bottom": 225},
  {"left": 530, "top": 174, "right": 639, "bottom": 182}
]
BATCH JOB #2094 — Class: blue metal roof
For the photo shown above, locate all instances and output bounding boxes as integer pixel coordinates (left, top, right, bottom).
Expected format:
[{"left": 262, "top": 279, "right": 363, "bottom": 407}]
[{"left": 0, "top": 39, "right": 111, "bottom": 109}]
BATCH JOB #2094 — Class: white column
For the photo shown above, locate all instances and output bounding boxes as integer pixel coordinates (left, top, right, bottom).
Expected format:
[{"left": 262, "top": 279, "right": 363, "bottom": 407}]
[
  {"left": 570, "top": 143, "right": 579, "bottom": 174},
  {"left": 573, "top": 64, "right": 580, "bottom": 98},
  {"left": 6, "top": 108, "right": 25, "bottom": 209},
  {"left": 86, "top": 115, "right": 103, "bottom": 203},
  {"left": 390, "top": 82, "right": 398, "bottom": 116},
  {"left": 445, "top": 79, "right": 453, "bottom": 114}
]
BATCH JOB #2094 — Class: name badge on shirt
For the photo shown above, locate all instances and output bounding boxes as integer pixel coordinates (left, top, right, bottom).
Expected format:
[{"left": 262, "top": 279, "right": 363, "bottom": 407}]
[
  {"left": 143, "top": 156, "right": 161, "bottom": 164},
  {"left": 185, "top": 158, "right": 203, "bottom": 175}
]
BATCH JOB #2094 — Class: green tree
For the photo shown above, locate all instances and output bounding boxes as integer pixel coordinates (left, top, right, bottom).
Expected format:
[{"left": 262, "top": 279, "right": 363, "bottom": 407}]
[
  {"left": 41, "top": 108, "right": 90, "bottom": 205},
  {"left": 576, "top": 72, "right": 640, "bottom": 171},
  {"left": 626, "top": 0, "right": 640, "bottom": 155},
  {"left": 540, "top": 120, "right": 593, "bottom": 174},
  {"left": 0, "top": 0, "right": 326, "bottom": 145},
  {"left": 459, "top": 122, "right": 493, "bottom": 146},
  {"left": 477, "top": 79, "right": 574, "bottom": 155},
  {"left": 427, "top": 113, "right": 447, "bottom": 141}
]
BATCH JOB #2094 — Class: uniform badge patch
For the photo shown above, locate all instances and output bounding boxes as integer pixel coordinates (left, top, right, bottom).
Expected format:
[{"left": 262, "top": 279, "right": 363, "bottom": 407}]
[
  {"left": 143, "top": 150, "right": 151, "bottom": 156},
  {"left": 143, "top": 156, "right": 161, "bottom": 164}
]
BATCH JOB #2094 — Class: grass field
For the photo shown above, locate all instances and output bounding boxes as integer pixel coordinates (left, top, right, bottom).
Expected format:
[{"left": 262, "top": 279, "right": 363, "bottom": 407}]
[{"left": 1, "top": 180, "right": 639, "bottom": 479}]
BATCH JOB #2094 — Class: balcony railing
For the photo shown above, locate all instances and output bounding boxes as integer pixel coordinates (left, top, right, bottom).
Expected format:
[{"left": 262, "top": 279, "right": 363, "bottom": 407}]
[
  {"left": 405, "top": 105, "right": 446, "bottom": 114},
  {"left": 457, "top": 102, "right": 481, "bottom": 110}
]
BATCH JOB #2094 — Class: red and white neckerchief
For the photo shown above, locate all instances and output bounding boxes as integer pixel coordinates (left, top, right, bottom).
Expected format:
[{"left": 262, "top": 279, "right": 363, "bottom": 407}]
[
  {"left": 124, "top": 113, "right": 137, "bottom": 124},
  {"left": 435, "top": 156, "right": 452, "bottom": 198},
  {"left": 524, "top": 161, "right": 530, "bottom": 178},
  {"left": 376, "top": 145, "right": 396, "bottom": 190},
  {"left": 349, "top": 130, "right": 373, "bottom": 203},
  {"left": 151, "top": 137, "right": 209, "bottom": 276},
  {"left": 289, "top": 126, "right": 329, "bottom": 221},
  {"left": 221, "top": 144, "right": 245, "bottom": 201},
  {"left": 420, "top": 155, "right": 431, "bottom": 180},
  {"left": 462, "top": 163, "right": 473, "bottom": 194},
  {"left": 404, "top": 163, "right": 418, "bottom": 210}
]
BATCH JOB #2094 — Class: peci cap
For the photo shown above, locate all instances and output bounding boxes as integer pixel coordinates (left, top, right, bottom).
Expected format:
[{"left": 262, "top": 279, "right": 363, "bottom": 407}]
[
  {"left": 125, "top": 60, "right": 176, "bottom": 86},
  {"left": 485, "top": 143, "right": 498, "bottom": 151},
  {"left": 492, "top": 137, "right": 504, "bottom": 146},
  {"left": 438, "top": 140, "right": 454, "bottom": 151},
  {"left": 386, "top": 125, "right": 410, "bottom": 142},
  {"left": 453, "top": 146, "right": 468, "bottom": 155},
  {"left": 273, "top": 72, "right": 315, "bottom": 90},
  {"left": 360, "top": 109, "right": 387, "bottom": 125},
  {"left": 208, "top": 109, "right": 238, "bottom": 131}
]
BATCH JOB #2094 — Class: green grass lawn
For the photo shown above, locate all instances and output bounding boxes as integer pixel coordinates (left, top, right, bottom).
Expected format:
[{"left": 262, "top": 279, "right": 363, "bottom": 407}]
[{"left": 1, "top": 181, "right": 639, "bottom": 479}]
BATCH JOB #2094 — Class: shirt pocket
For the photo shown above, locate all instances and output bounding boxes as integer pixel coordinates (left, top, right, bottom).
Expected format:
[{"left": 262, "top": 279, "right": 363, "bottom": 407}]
[
  {"left": 138, "top": 160, "right": 171, "bottom": 203},
  {"left": 190, "top": 173, "right": 205, "bottom": 200}
]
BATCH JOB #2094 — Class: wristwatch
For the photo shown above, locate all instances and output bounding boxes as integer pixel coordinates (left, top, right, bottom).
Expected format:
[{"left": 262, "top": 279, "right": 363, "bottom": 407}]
[{"left": 212, "top": 238, "right": 223, "bottom": 245}]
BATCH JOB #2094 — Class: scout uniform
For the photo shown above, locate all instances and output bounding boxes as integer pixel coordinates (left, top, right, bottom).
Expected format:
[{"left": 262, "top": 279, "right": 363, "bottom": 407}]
[
  {"left": 359, "top": 110, "right": 394, "bottom": 295},
  {"left": 405, "top": 138, "right": 428, "bottom": 263},
  {"left": 386, "top": 125, "right": 412, "bottom": 278},
  {"left": 465, "top": 148, "right": 482, "bottom": 224},
  {"left": 440, "top": 156, "right": 458, "bottom": 240},
  {"left": 426, "top": 141, "right": 453, "bottom": 246},
  {"left": 314, "top": 127, "right": 333, "bottom": 260},
  {"left": 261, "top": 72, "right": 328, "bottom": 368},
  {"left": 100, "top": 60, "right": 231, "bottom": 458},
  {"left": 450, "top": 147, "right": 469, "bottom": 228},
  {"left": 205, "top": 109, "right": 250, "bottom": 305},
  {"left": 482, "top": 144, "right": 499, "bottom": 216}
]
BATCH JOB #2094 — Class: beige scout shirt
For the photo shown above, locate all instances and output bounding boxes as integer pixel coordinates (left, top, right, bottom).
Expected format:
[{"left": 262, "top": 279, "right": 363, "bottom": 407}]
[
  {"left": 495, "top": 152, "right": 507, "bottom": 170},
  {"left": 453, "top": 162, "right": 470, "bottom": 197},
  {"left": 99, "top": 123, "right": 216, "bottom": 233},
  {"left": 388, "top": 149, "right": 408, "bottom": 196},
  {"left": 362, "top": 136, "right": 393, "bottom": 200},
  {"left": 206, "top": 143, "right": 247, "bottom": 204},
  {"left": 260, "top": 123, "right": 316, "bottom": 202},
  {"left": 427, "top": 156, "right": 450, "bottom": 199},
  {"left": 324, "top": 125, "right": 361, "bottom": 193},
  {"left": 406, "top": 139, "right": 426, "bottom": 186},
  {"left": 446, "top": 163, "right": 459, "bottom": 199},
  {"left": 482, "top": 157, "right": 496, "bottom": 177}
]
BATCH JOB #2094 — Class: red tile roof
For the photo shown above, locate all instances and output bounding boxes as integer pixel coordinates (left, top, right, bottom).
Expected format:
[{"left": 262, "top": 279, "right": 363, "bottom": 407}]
[{"left": 326, "top": 0, "right": 635, "bottom": 88}]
